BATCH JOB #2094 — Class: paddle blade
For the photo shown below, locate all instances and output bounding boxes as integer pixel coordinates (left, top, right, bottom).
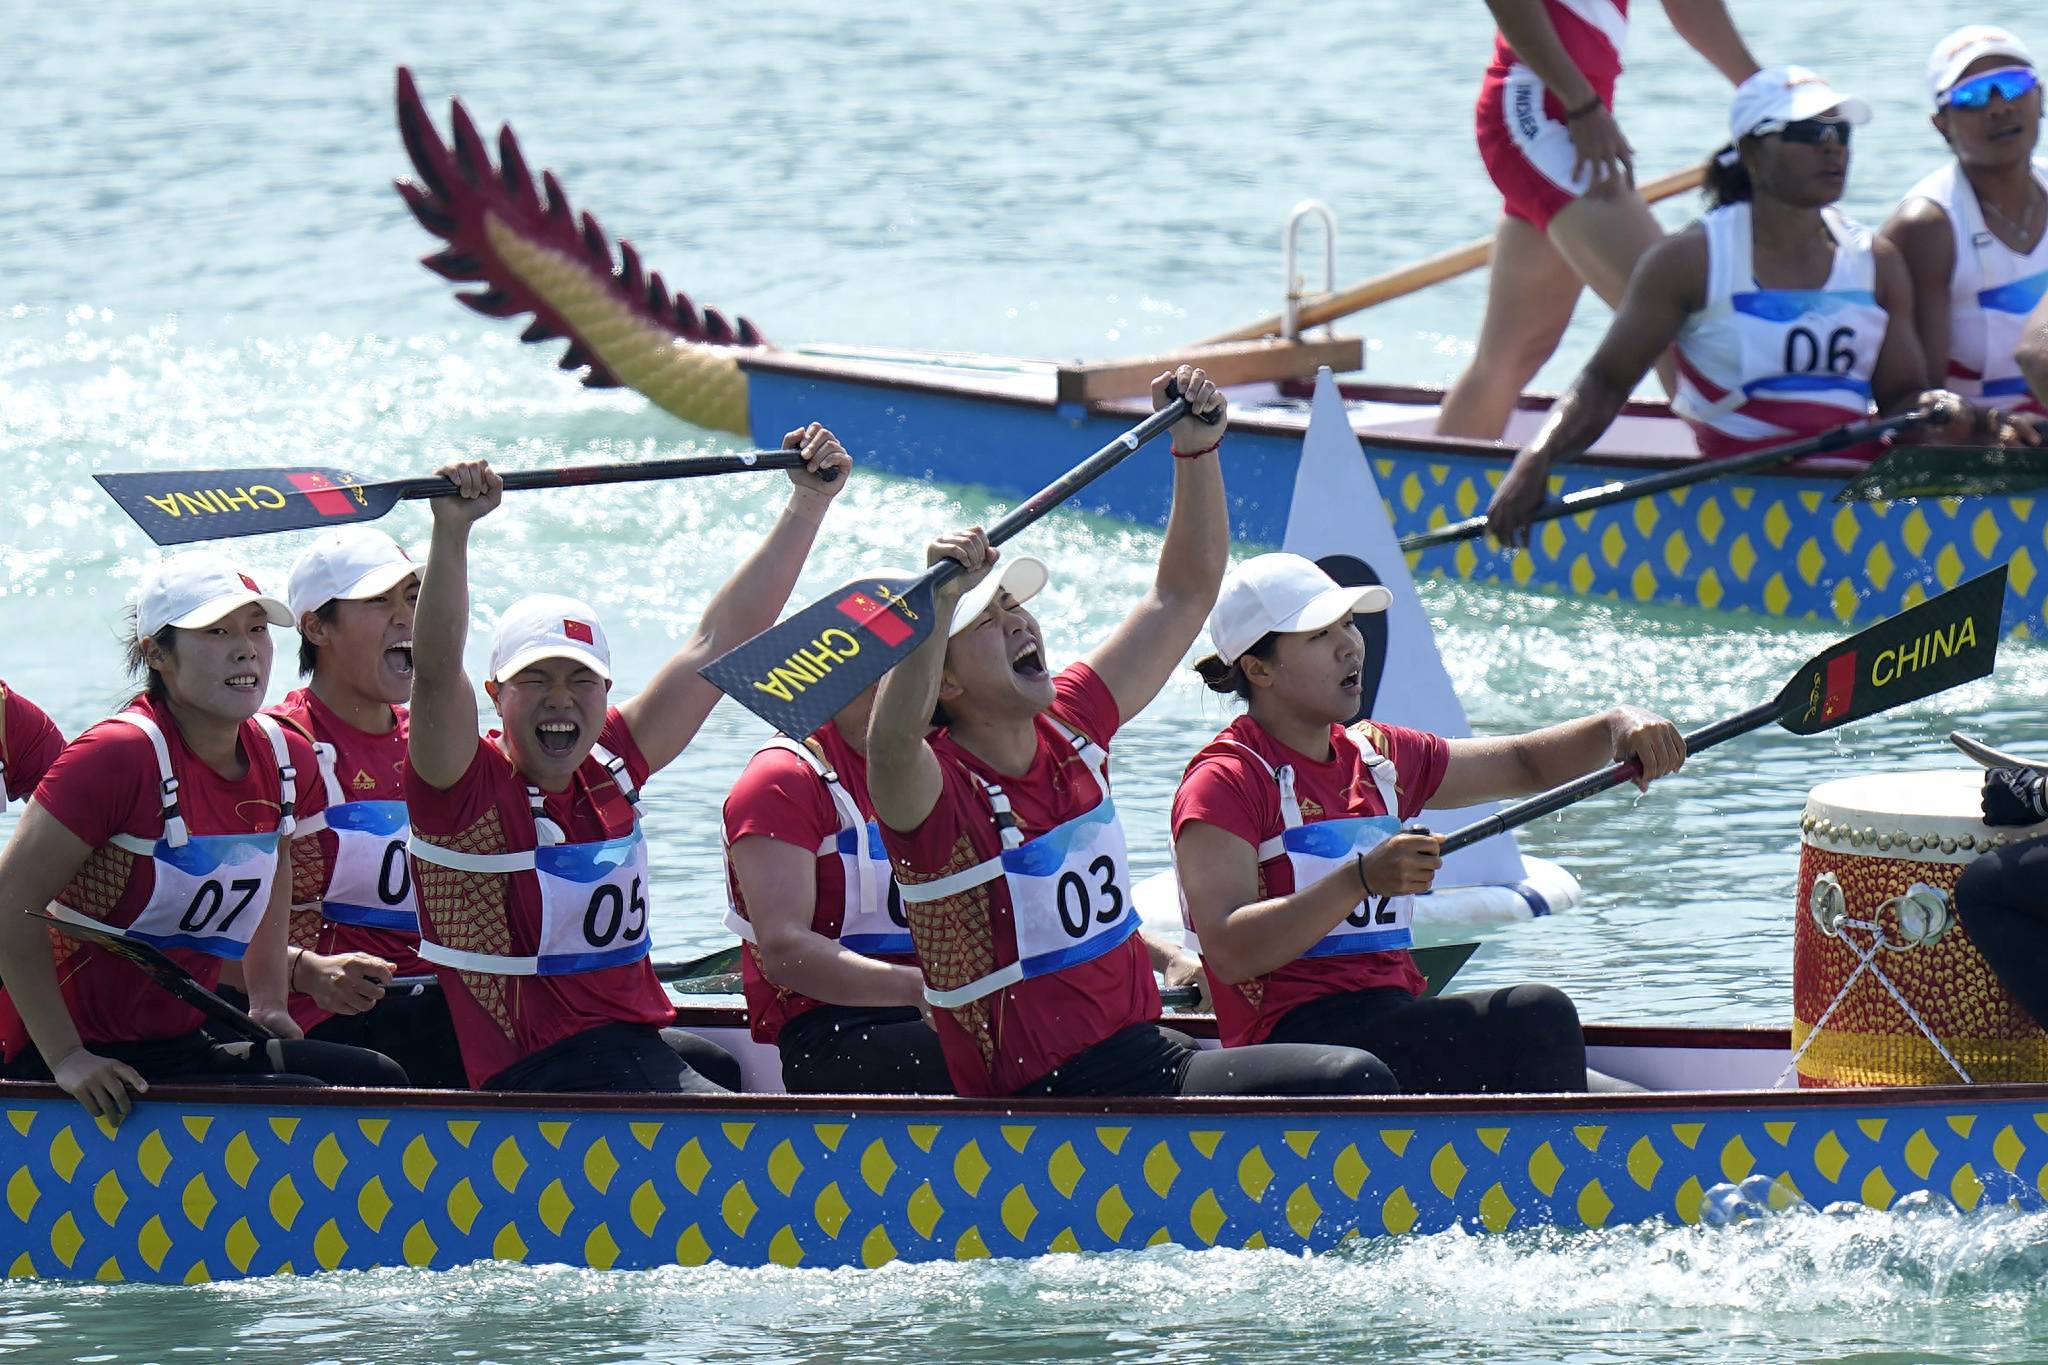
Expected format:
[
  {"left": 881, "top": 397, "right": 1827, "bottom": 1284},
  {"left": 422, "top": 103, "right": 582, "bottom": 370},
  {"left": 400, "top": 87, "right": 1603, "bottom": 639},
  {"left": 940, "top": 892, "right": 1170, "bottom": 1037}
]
[
  {"left": 701, "top": 573, "right": 937, "bottom": 736},
  {"left": 95, "top": 467, "right": 396, "bottom": 544},
  {"left": 1834, "top": 446, "right": 2048, "bottom": 503},
  {"left": 1775, "top": 566, "right": 2006, "bottom": 736},
  {"left": 28, "top": 912, "right": 274, "bottom": 1042}
]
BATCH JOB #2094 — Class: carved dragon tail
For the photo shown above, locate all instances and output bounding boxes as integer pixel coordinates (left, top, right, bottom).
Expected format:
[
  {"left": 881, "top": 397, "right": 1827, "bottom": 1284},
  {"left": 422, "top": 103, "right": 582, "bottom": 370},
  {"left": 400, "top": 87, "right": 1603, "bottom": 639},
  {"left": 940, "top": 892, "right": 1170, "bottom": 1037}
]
[{"left": 393, "top": 66, "right": 763, "bottom": 436}]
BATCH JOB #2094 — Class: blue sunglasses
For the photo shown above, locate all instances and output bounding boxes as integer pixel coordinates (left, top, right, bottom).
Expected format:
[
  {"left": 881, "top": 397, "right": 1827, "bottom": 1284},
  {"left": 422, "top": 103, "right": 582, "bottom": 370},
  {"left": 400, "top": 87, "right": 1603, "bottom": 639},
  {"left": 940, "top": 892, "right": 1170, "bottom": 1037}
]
[{"left": 1942, "top": 65, "right": 2040, "bottom": 110}]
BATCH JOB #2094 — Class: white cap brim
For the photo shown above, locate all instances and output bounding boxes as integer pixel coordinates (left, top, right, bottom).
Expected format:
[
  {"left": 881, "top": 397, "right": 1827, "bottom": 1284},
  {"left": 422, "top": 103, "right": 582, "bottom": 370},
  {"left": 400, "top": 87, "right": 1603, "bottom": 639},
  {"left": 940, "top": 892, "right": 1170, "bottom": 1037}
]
[
  {"left": 164, "top": 591, "right": 294, "bottom": 632},
  {"left": 1221, "top": 583, "right": 1392, "bottom": 664},
  {"left": 326, "top": 560, "right": 419, "bottom": 608},
  {"left": 491, "top": 643, "right": 613, "bottom": 684},
  {"left": 948, "top": 556, "right": 1050, "bottom": 638}
]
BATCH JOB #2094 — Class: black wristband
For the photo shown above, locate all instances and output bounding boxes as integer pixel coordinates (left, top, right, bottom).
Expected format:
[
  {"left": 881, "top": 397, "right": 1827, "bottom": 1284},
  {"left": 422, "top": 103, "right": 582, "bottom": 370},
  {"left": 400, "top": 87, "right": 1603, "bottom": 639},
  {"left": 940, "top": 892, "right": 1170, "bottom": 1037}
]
[
  {"left": 1565, "top": 95, "right": 1603, "bottom": 121},
  {"left": 1354, "top": 851, "right": 1372, "bottom": 898}
]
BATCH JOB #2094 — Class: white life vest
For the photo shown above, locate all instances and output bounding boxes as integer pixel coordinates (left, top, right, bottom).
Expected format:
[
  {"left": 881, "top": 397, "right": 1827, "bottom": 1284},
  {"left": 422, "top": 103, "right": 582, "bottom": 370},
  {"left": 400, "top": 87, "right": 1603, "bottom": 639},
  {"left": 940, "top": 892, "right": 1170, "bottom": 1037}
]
[
  {"left": 408, "top": 743, "right": 653, "bottom": 977},
  {"left": 723, "top": 736, "right": 910, "bottom": 959},
  {"left": 1180, "top": 736, "right": 1417, "bottom": 959},
  {"left": 300, "top": 739, "right": 420, "bottom": 934},
  {"left": 46, "top": 711, "right": 297, "bottom": 962},
  {"left": 1902, "top": 158, "right": 2048, "bottom": 406},
  {"left": 1672, "top": 203, "right": 1887, "bottom": 450},
  {"left": 897, "top": 722, "right": 1138, "bottom": 1010}
]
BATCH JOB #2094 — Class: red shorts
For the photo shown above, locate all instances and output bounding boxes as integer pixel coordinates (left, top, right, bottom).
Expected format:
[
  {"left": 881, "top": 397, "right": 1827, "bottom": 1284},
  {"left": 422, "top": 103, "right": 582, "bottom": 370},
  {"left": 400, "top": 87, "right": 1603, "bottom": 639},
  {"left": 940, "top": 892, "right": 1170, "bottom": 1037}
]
[{"left": 1474, "top": 63, "right": 1613, "bottom": 232}]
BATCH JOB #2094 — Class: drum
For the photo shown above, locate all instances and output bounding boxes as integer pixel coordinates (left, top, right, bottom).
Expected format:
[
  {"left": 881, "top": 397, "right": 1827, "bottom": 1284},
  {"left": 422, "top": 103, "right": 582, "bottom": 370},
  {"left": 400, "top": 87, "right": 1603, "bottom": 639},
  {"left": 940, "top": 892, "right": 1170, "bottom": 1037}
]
[{"left": 1794, "top": 769, "right": 2048, "bottom": 1088}]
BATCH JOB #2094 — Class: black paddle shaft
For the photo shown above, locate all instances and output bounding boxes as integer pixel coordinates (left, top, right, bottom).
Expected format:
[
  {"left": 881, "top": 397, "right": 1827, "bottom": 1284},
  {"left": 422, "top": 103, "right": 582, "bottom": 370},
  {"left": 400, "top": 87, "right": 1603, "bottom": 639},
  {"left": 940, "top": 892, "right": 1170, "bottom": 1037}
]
[
  {"left": 371, "top": 448, "right": 822, "bottom": 503},
  {"left": 1399, "top": 406, "right": 1937, "bottom": 554}
]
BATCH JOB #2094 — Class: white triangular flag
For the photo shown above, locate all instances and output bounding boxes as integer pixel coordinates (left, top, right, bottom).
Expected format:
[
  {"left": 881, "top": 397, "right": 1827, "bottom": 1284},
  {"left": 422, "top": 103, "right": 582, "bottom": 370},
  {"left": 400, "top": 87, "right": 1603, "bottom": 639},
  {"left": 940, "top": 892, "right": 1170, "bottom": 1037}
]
[{"left": 1283, "top": 367, "right": 1526, "bottom": 886}]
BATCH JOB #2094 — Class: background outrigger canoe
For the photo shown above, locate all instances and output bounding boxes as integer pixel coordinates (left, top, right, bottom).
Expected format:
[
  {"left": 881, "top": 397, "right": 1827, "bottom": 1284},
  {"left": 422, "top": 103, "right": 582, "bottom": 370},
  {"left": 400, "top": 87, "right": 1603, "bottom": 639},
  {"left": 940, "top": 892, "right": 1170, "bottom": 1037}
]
[{"left": 7, "top": 1010, "right": 2048, "bottom": 1285}]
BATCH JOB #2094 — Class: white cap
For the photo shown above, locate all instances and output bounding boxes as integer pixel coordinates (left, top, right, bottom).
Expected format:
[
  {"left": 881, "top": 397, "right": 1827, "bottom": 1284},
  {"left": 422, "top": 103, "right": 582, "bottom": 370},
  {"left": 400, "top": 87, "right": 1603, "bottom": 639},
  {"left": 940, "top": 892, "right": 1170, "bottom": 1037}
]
[
  {"left": 1728, "top": 66, "right": 1872, "bottom": 143},
  {"left": 488, "top": 593, "right": 612, "bottom": 683},
  {"left": 948, "top": 555, "right": 1050, "bottom": 638},
  {"left": 286, "top": 526, "right": 419, "bottom": 619},
  {"left": 1206, "top": 553, "right": 1392, "bottom": 667},
  {"left": 135, "top": 551, "right": 294, "bottom": 638},
  {"left": 1927, "top": 25, "right": 2035, "bottom": 104}
]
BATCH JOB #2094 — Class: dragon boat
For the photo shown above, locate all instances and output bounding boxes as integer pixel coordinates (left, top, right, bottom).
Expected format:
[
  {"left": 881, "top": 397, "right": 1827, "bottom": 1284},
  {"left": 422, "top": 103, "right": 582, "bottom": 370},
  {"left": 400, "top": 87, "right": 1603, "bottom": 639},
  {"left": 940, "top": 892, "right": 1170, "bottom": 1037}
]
[
  {"left": 391, "top": 69, "right": 2048, "bottom": 641},
  {"left": 6, "top": 1011, "right": 2048, "bottom": 1286}
]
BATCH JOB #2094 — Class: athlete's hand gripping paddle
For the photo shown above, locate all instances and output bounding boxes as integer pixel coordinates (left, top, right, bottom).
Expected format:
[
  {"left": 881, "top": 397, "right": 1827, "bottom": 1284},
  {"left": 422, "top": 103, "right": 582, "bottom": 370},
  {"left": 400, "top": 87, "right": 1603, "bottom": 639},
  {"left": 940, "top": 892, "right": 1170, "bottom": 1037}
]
[
  {"left": 701, "top": 385, "right": 1221, "bottom": 737},
  {"left": 94, "top": 448, "right": 827, "bottom": 545},
  {"left": 1393, "top": 569, "right": 2008, "bottom": 891}
]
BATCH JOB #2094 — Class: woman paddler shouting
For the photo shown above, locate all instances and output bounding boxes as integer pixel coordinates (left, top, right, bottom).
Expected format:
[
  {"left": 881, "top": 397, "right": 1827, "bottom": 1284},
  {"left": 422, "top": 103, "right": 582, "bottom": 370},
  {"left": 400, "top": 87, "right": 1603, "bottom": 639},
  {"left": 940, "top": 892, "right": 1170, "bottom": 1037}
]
[
  {"left": 0, "top": 553, "right": 407, "bottom": 1120},
  {"left": 866, "top": 367, "right": 1388, "bottom": 1099},
  {"left": 405, "top": 425, "right": 852, "bottom": 1093}
]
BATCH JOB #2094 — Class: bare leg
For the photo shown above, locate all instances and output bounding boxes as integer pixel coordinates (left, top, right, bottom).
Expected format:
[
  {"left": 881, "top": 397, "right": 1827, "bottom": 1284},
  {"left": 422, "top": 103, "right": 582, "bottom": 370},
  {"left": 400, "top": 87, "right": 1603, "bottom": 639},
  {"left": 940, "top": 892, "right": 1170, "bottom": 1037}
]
[
  {"left": 1436, "top": 215, "right": 1585, "bottom": 440},
  {"left": 1548, "top": 187, "right": 1675, "bottom": 395}
]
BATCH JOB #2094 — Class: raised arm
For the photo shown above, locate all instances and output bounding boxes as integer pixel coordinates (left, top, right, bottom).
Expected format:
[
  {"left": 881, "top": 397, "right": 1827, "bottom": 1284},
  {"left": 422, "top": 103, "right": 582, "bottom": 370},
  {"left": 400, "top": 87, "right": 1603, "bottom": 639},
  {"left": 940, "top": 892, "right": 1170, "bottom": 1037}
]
[
  {"left": 621, "top": 425, "right": 852, "bottom": 776},
  {"left": 1658, "top": 0, "right": 1761, "bottom": 86},
  {"left": 1082, "top": 367, "right": 1229, "bottom": 721},
  {"left": 0, "top": 807, "right": 145, "bottom": 1119},
  {"left": 1485, "top": 229, "right": 1707, "bottom": 545},
  {"left": 407, "top": 460, "right": 502, "bottom": 790},
  {"left": 867, "top": 530, "right": 994, "bottom": 834},
  {"left": 1428, "top": 706, "right": 1685, "bottom": 810}
]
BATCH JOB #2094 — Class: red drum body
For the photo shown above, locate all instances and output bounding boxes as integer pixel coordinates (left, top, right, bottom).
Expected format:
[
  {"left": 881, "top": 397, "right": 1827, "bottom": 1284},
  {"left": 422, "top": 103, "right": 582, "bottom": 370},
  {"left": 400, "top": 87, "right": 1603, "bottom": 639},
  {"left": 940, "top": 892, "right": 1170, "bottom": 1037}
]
[{"left": 1794, "top": 770, "right": 2047, "bottom": 1088}]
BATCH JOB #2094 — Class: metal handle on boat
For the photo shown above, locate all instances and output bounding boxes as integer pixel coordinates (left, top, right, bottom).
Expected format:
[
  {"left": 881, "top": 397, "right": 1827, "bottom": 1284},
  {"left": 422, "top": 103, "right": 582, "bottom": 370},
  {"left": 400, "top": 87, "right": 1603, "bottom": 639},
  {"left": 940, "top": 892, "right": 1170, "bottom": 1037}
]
[{"left": 1283, "top": 200, "right": 1337, "bottom": 341}]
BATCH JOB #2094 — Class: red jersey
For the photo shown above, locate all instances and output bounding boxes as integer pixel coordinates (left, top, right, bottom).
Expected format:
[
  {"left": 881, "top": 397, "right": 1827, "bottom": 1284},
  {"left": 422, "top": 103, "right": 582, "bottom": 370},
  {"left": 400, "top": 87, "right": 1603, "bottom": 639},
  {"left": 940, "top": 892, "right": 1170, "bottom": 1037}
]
[
  {"left": 271, "top": 687, "right": 431, "bottom": 1032},
  {"left": 405, "top": 706, "right": 673, "bottom": 1088},
  {"left": 1172, "top": 715, "right": 1449, "bottom": 1046},
  {"left": 1488, "top": 0, "right": 1628, "bottom": 100},
  {"left": 2, "top": 682, "right": 64, "bottom": 805},
  {"left": 0, "top": 697, "right": 328, "bottom": 1054},
  {"left": 879, "top": 663, "right": 1157, "bottom": 1097},
  {"left": 723, "top": 721, "right": 911, "bottom": 1044}
]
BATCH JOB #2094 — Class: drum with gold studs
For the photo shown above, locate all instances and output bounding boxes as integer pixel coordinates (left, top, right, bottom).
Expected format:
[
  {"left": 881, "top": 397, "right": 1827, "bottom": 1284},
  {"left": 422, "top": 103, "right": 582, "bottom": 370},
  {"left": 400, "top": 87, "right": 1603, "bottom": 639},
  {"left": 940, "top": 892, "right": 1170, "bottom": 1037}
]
[{"left": 1794, "top": 769, "right": 2048, "bottom": 1088}]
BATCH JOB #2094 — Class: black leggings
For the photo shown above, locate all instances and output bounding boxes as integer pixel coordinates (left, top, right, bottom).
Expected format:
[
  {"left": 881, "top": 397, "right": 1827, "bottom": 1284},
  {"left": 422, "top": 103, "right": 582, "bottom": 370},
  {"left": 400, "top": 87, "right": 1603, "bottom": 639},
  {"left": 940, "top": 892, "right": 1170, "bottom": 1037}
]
[
  {"left": 1016, "top": 1023, "right": 1393, "bottom": 1098},
  {"left": 776, "top": 1004, "right": 951, "bottom": 1095},
  {"left": 483, "top": 1022, "right": 734, "bottom": 1095},
  {"left": 2, "top": 1030, "right": 408, "bottom": 1089},
  {"left": 1264, "top": 984, "right": 1586, "bottom": 1094},
  {"left": 307, "top": 986, "right": 468, "bottom": 1090},
  {"left": 1955, "top": 835, "right": 2048, "bottom": 1027}
]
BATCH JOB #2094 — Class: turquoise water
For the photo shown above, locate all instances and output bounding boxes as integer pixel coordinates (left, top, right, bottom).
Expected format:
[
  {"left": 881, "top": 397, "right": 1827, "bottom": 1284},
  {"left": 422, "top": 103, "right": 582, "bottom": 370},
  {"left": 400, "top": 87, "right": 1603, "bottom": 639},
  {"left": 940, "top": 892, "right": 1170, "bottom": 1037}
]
[{"left": 5, "top": 1, "right": 2048, "bottom": 1358}]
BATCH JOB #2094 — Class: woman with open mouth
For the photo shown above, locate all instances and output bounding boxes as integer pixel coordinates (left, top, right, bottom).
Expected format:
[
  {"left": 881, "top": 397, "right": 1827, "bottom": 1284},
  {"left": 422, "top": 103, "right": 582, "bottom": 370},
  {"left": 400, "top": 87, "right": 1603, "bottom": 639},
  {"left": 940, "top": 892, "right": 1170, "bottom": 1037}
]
[
  {"left": 405, "top": 424, "right": 853, "bottom": 1094},
  {"left": 268, "top": 525, "right": 470, "bottom": 1088},
  {"left": 1486, "top": 65, "right": 2018, "bottom": 547},
  {"left": 1884, "top": 25, "right": 2048, "bottom": 420},
  {"left": 1171, "top": 553, "right": 1685, "bottom": 1094},
  {"left": 866, "top": 367, "right": 1385, "bottom": 1100},
  {"left": 0, "top": 552, "right": 407, "bottom": 1121}
]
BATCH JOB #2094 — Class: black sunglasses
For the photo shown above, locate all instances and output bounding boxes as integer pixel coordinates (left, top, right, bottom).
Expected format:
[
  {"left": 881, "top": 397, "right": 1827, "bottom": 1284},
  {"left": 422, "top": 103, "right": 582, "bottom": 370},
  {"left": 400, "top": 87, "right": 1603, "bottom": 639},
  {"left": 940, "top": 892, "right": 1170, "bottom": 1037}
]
[{"left": 1768, "top": 118, "right": 1852, "bottom": 148}]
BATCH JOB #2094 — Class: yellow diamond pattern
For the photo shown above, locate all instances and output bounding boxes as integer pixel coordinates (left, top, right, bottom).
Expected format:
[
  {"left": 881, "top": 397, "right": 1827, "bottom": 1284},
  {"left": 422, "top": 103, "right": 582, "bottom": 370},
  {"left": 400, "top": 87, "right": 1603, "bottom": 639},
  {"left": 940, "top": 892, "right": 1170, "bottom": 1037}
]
[
  {"left": 446, "top": 1177, "right": 482, "bottom": 1235},
  {"left": 1795, "top": 538, "right": 1824, "bottom": 586},
  {"left": 1627, "top": 1137, "right": 1662, "bottom": 1191},
  {"left": 1049, "top": 1141, "right": 1085, "bottom": 1199},
  {"left": 1381, "top": 1187, "right": 1418, "bottom": 1235},
  {"left": 1763, "top": 502, "right": 1792, "bottom": 549},
  {"left": 861, "top": 1139, "right": 896, "bottom": 1195},
  {"left": 1285, "top": 1183, "right": 1321, "bottom": 1239},
  {"left": 1095, "top": 1185, "right": 1133, "bottom": 1242},
  {"left": 1935, "top": 543, "right": 1965, "bottom": 589},
  {"left": 1527, "top": 1142, "right": 1563, "bottom": 1197},
  {"left": 538, "top": 1179, "right": 573, "bottom": 1236},
  {"left": 1188, "top": 1189, "right": 1225, "bottom": 1245},
  {"left": 1576, "top": 1179, "right": 1613, "bottom": 1228},
  {"left": 1237, "top": 1148, "right": 1273, "bottom": 1201},
  {"left": 1479, "top": 1183, "right": 1515, "bottom": 1233},
  {"left": 954, "top": 1140, "right": 990, "bottom": 1196},
  {"left": 583, "top": 1137, "right": 619, "bottom": 1194},
  {"left": 630, "top": 1180, "right": 665, "bottom": 1237},
  {"left": 907, "top": 1182, "right": 944, "bottom": 1239},
  {"left": 222, "top": 1133, "right": 256, "bottom": 1190},
  {"left": 136, "top": 1132, "right": 171, "bottom": 1189},
  {"left": 1430, "top": 1142, "right": 1465, "bottom": 1198},
  {"left": 357, "top": 1175, "right": 391, "bottom": 1232},
  {"left": 1001, "top": 1185, "right": 1037, "bottom": 1241},
  {"left": 1904, "top": 1129, "right": 1938, "bottom": 1180},
  {"left": 767, "top": 1139, "right": 803, "bottom": 1197},
  {"left": 813, "top": 1182, "right": 850, "bottom": 1238}
]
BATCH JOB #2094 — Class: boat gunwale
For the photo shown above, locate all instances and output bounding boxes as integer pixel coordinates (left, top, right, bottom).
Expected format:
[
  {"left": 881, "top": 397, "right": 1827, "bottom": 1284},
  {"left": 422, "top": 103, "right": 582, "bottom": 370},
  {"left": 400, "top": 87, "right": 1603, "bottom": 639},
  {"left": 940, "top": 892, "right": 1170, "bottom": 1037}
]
[{"left": 740, "top": 349, "right": 1877, "bottom": 480}]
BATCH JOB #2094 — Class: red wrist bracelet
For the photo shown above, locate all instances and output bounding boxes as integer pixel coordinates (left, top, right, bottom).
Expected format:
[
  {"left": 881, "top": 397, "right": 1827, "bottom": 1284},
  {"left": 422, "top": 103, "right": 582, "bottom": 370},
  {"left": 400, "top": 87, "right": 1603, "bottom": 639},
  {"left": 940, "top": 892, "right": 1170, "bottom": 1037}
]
[{"left": 1171, "top": 439, "right": 1221, "bottom": 460}]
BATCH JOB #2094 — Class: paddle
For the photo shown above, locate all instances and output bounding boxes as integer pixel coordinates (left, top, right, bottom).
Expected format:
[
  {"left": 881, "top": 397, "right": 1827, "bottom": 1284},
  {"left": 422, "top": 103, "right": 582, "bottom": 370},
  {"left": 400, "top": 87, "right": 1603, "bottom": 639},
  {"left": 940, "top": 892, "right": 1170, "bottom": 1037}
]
[
  {"left": 1200, "top": 165, "right": 1706, "bottom": 345},
  {"left": 385, "top": 949, "right": 747, "bottom": 995},
  {"left": 702, "top": 391, "right": 1219, "bottom": 735},
  {"left": 1398, "top": 407, "right": 1940, "bottom": 554},
  {"left": 1950, "top": 731, "right": 2048, "bottom": 774},
  {"left": 29, "top": 912, "right": 276, "bottom": 1043},
  {"left": 1832, "top": 444, "right": 2048, "bottom": 504},
  {"left": 1395, "top": 569, "right": 2007, "bottom": 884},
  {"left": 656, "top": 940, "right": 1485, "bottom": 1008},
  {"left": 94, "top": 448, "right": 823, "bottom": 546}
]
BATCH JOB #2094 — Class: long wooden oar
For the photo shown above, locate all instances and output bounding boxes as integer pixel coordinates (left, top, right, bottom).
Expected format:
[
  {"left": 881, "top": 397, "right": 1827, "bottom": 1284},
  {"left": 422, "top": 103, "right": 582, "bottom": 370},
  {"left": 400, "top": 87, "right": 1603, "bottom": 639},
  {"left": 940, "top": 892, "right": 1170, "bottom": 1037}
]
[
  {"left": 702, "top": 393, "right": 1219, "bottom": 736},
  {"left": 1408, "top": 569, "right": 2006, "bottom": 879},
  {"left": 1833, "top": 444, "right": 2048, "bottom": 504},
  {"left": 29, "top": 912, "right": 276, "bottom": 1043},
  {"left": 1398, "top": 407, "right": 1939, "bottom": 553},
  {"left": 95, "top": 449, "right": 821, "bottom": 546},
  {"left": 1201, "top": 165, "right": 1706, "bottom": 345}
]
